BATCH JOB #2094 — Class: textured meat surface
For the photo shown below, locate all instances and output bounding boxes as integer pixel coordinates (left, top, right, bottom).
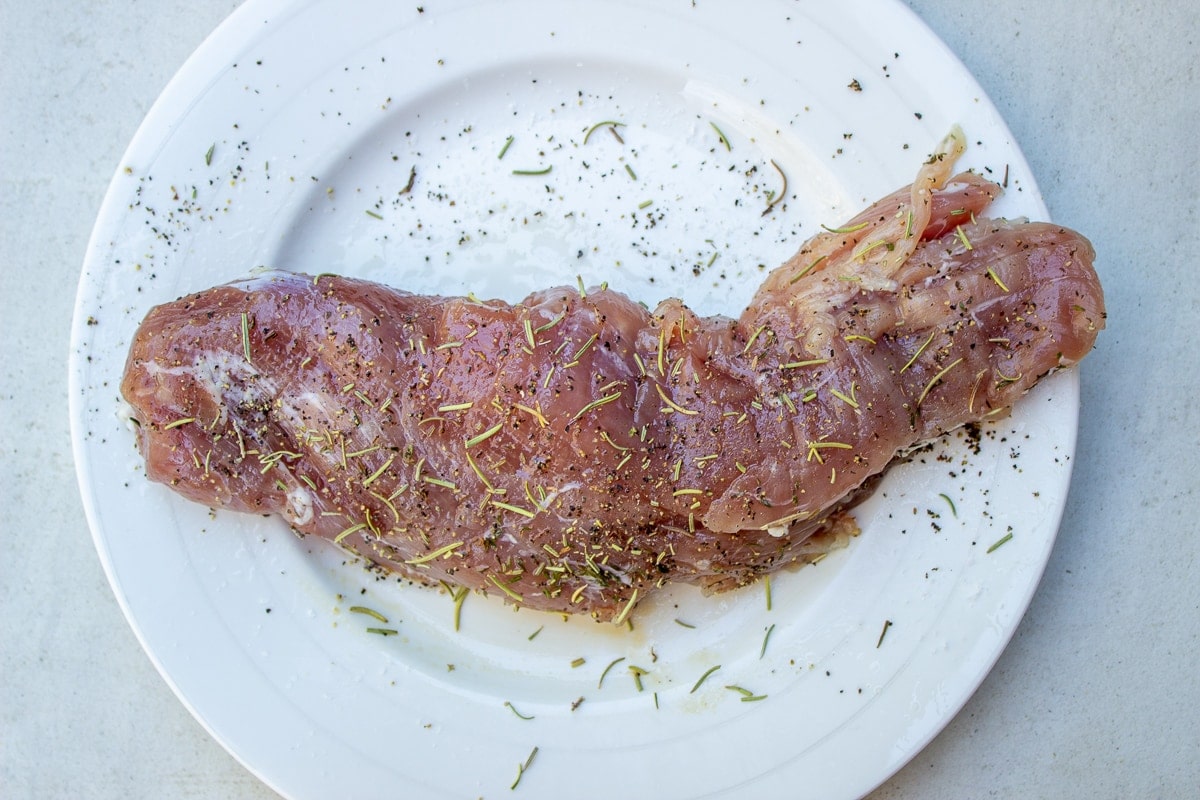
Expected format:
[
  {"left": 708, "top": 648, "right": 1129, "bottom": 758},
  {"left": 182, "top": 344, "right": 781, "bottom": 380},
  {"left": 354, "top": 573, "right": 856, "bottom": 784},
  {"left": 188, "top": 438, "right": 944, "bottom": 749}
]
[{"left": 120, "top": 131, "right": 1104, "bottom": 620}]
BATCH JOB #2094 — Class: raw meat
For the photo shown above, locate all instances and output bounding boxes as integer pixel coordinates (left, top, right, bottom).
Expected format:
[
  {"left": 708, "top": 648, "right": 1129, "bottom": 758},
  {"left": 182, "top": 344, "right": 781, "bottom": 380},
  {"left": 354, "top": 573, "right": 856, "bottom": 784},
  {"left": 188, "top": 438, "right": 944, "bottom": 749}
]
[{"left": 120, "top": 130, "right": 1104, "bottom": 620}]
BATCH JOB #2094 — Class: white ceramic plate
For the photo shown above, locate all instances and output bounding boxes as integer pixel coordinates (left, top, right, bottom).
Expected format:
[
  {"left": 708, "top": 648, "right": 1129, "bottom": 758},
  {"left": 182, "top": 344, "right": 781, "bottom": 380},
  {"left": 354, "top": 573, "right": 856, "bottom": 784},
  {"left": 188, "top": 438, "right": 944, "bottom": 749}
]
[{"left": 70, "top": 1, "right": 1079, "bottom": 797}]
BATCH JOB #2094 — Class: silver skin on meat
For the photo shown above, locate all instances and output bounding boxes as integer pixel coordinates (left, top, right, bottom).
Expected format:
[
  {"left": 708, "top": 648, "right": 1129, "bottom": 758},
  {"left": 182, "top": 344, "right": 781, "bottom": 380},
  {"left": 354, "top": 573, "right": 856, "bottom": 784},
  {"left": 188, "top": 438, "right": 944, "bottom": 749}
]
[{"left": 120, "top": 130, "right": 1104, "bottom": 621}]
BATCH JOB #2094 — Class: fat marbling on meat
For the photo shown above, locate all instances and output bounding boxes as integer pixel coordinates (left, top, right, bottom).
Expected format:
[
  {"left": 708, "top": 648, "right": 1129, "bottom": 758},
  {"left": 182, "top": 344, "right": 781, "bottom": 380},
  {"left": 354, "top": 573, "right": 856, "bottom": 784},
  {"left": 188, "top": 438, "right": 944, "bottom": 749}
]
[{"left": 120, "top": 129, "right": 1104, "bottom": 621}]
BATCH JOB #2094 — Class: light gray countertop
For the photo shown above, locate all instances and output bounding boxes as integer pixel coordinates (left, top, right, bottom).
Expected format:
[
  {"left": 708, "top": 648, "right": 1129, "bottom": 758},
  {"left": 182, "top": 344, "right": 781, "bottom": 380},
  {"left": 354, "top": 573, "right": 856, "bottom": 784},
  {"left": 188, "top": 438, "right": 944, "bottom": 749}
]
[{"left": 2, "top": 1, "right": 1196, "bottom": 797}]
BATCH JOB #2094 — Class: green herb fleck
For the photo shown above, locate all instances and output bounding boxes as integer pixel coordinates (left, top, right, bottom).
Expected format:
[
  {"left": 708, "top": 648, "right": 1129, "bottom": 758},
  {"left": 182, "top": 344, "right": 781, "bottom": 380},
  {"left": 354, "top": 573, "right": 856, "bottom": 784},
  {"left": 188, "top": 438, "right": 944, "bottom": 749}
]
[
  {"left": 349, "top": 606, "right": 388, "bottom": 623},
  {"left": 498, "top": 135, "right": 514, "bottom": 159},
  {"left": 612, "top": 588, "right": 639, "bottom": 626},
  {"left": 568, "top": 391, "right": 623, "bottom": 424},
  {"left": 987, "top": 266, "right": 1010, "bottom": 292},
  {"left": 466, "top": 422, "right": 504, "bottom": 449},
  {"left": 763, "top": 159, "right": 787, "bottom": 214},
  {"left": 627, "top": 664, "right": 649, "bottom": 692},
  {"left": 491, "top": 500, "right": 537, "bottom": 519},
  {"left": 900, "top": 329, "right": 937, "bottom": 373},
  {"left": 710, "top": 121, "right": 731, "bottom": 150},
  {"left": 916, "top": 357, "right": 964, "bottom": 408},
  {"left": 955, "top": 225, "right": 973, "bottom": 250},
  {"left": 760, "top": 623, "right": 776, "bottom": 659},
  {"left": 504, "top": 701, "right": 534, "bottom": 720},
  {"left": 487, "top": 574, "right": 524, "bottom": 602},
  {"left": 451, "top": 585, "right": 468, "bottom": 631},
  {"left": 583, "top": 120, "right": 625, "bottom": 144},
  {"left": 987, "top": 531, "right": 1014, "bottom": 553},
  {"left": 240, "top": 312, "right": 253, "bottom": 364},
  {"left": 789, "top": 255, "right": 827, "bottom": 284},
  {"left": 689, "top": 664, "right": 722, "bottom": 694},
  {"left": 510, "top": 746, "right": 538, "bottom": 790},
  {"left": 876, "top": 619, "right": 893, "bottom": 648},
  {"left": 597, "top": 656, "right": 626, "bottom": 689},
  {"left": 404, "top": 541, "right": 464, "bottom": 565},
  {"left": 725, "top": 685, "right": 768, "bottom": 702},
  {"left": 333, "top": 522, "right": 366, "bottom": 544},
  {"left": 820, "top": 220, "right": 870, "bottom": 234}
]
